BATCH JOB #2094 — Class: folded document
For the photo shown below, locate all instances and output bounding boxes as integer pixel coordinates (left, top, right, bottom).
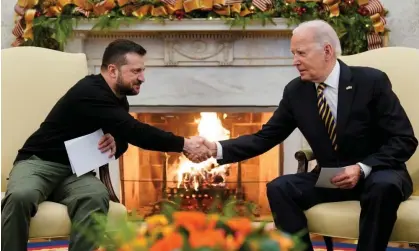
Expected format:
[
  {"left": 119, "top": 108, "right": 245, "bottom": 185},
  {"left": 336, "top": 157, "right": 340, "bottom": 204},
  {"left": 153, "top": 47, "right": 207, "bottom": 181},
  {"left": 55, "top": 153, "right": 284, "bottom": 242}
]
[
  {"left": 64, "top": 129, "right": 115, "bottom": 177},
  {"left": 314, "top": 167, "right": 345, "bottom": 188}
]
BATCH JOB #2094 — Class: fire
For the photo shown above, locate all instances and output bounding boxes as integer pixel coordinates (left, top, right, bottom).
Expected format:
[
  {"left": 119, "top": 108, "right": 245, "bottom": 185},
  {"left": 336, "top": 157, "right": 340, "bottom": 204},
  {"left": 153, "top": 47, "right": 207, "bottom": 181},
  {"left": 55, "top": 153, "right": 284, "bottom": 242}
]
[{"left": 174, "top": 112, "right": 231, "bottom": 191}]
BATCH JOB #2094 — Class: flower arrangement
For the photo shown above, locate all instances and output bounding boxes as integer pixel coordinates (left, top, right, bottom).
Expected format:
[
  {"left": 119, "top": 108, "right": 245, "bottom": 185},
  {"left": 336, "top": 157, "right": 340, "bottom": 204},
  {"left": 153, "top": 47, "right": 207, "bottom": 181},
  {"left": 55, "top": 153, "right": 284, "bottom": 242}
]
[
  {"left": 12, "top": 0, "right": 388, "bottom": 55},
  {"left": 88, "top": 200, "right": 305, "bottom": 251}
]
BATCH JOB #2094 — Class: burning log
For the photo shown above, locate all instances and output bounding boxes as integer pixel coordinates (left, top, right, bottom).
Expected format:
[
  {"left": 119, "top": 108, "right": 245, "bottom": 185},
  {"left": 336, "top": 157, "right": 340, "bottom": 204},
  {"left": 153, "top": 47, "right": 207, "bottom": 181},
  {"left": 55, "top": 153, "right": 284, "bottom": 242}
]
[
  {"left": 174, "top": 159, "right": 231, "bottom": 190},
  {"left": 212, "top": 174, "right": 224, "bottom": 184}
]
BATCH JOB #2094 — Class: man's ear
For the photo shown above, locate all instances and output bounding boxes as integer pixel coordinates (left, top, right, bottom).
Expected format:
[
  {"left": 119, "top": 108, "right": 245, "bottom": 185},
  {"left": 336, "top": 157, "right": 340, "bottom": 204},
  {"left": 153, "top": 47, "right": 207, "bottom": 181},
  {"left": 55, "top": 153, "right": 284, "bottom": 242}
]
[
  {"left": 107, "top": 64, "right": 118, "bottom": 78},
  {"left": 324, "top": 44, "right": 334, "bottom": 60}
]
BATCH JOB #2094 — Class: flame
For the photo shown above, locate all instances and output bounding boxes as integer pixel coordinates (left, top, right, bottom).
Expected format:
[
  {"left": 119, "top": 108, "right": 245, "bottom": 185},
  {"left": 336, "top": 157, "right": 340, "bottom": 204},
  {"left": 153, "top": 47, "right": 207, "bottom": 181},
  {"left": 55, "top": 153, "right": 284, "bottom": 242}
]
[
  {"left": 174, "top": 112, "right": 231, "bottom": 191},
  {"left": 197, "top": 112, "right": 230, "bottom": 142}
]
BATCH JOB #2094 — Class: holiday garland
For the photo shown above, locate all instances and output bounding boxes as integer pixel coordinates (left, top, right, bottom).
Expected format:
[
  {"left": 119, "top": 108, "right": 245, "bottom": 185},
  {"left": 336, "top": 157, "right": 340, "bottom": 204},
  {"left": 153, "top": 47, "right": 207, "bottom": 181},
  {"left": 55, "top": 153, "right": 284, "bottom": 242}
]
[{"left": 12, "top": 0, "right": 388, "bottom": 55}]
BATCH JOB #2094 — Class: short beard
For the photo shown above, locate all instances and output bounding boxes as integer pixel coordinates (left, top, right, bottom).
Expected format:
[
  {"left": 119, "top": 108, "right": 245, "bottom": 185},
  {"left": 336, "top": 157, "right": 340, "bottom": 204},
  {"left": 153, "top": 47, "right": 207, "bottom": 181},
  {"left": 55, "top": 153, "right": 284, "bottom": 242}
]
[{"left": 115, "top": 73, "right": 137, "bottom": 97}]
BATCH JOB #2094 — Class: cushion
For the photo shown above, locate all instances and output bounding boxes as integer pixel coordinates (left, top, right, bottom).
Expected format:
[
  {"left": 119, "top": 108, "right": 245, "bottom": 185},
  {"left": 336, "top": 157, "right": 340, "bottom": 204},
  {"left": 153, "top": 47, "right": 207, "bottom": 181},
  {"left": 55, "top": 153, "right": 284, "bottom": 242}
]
[
  {"left": 304, "top": 196, "right": 419, "bottom": 243},
  {"left": 29, "top": 201, "right": 127, "bottom": 238}
]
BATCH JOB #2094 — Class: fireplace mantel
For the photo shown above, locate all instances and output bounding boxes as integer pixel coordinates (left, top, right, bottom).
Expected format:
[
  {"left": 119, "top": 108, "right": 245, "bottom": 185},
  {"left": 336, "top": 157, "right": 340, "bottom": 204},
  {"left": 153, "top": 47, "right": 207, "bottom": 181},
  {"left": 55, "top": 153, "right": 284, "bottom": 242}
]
[{"left": 66, "top": 18, "right": 295, "bottom": 67}]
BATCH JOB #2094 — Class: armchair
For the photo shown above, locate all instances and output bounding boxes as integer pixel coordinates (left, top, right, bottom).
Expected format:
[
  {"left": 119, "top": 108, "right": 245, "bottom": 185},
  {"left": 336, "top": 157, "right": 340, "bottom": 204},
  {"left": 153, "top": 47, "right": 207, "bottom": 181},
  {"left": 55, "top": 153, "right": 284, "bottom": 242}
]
[
  {"left": 1, "top": 46, "right": 127, "bottom": 239},
  {"left": 295, "top": 47, "right": 419, "bottom": 250}
]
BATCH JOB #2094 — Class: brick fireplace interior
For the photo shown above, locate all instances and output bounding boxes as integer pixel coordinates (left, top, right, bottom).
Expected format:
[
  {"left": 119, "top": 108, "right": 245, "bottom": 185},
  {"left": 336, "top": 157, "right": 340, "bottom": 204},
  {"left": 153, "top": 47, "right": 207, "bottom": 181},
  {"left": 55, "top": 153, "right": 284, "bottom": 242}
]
[{"left": 119, "top": 108, "right": 283, "bottom": 219}]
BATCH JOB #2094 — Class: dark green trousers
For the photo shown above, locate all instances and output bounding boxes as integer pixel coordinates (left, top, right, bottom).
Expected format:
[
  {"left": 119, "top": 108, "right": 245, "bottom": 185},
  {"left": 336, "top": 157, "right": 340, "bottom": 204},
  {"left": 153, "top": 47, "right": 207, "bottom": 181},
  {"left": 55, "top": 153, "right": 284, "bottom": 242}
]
[{"left": 1, "top": 155, "right": 110, "bottom": 251}]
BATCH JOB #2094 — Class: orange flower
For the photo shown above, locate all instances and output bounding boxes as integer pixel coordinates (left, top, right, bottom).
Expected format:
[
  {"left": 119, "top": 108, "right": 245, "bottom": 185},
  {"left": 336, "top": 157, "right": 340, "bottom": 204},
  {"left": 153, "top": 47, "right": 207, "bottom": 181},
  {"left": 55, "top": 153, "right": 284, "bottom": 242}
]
[
  {"left": 160, "top": 225, "right": 175, "bottom": 236},
  {"left": 226, "top": 217, "right": 253, "bottom": 236},
  {"left": 206, "top": 213, "right": 220, "bottom": 229},
  {"left": 225, "top": 233, "right": 246, "bottom": 250},
  {"left": 117, "top": 236, "right": 148, "bottom": 251},
  {"left": 145, "top": 214, "right": 169, "bottom": 225},
  {"left": 149, "top": 232, "right": 183, "bottom": 251},
  {"left": 189, "top": 229, "right": 225, "bottom": 249},
  {"left": 173, "top": 211, "right": 208, "bottom": 231},
  {"left": 269, "top": 232, "right": 294, "bottom": 250},
  {"left": 145, "top": 214, "right": 169, "bottom": 232},
  {"left": 148, "top": 225, "right": 175, "bottom": 242}
]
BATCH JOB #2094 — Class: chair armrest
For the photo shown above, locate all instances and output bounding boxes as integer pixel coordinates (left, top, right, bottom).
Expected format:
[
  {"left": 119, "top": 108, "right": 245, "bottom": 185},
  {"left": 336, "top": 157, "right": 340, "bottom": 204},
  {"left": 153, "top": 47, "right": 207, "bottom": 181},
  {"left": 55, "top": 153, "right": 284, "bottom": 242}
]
[
  {"left": 294, "top": 149, "right": 316, "bottom": 173},
  {"left": 99, "top": 164, "right": 120, "bottom": 203}
]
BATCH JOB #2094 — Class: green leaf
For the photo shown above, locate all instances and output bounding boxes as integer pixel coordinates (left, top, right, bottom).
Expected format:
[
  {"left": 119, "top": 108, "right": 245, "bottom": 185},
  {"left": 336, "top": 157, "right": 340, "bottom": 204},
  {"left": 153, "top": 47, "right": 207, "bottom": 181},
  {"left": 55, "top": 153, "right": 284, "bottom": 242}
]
[
  {"left": 258, "top": 239, "right": 281, "bottom": 251},
  {"left": 195, "top": 247, "right": 215, "bottom": 251}
]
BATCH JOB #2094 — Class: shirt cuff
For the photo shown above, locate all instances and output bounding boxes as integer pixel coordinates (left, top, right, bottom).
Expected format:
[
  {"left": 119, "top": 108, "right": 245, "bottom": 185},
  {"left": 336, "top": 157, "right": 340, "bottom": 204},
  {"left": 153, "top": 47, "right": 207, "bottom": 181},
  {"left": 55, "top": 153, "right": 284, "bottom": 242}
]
[
  {"left": 215, "top": 141, "right": 223, "bottom": 159},
  {"left": 357, "top": 162, "right": 372, "bottom": 178}
]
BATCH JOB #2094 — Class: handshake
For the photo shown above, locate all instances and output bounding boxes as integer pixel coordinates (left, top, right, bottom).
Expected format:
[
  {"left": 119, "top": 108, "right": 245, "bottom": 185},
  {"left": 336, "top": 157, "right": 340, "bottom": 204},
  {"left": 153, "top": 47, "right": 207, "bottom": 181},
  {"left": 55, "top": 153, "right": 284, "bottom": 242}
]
[{"left": 183, "top": 136, "right": 217, "bottom": 163}]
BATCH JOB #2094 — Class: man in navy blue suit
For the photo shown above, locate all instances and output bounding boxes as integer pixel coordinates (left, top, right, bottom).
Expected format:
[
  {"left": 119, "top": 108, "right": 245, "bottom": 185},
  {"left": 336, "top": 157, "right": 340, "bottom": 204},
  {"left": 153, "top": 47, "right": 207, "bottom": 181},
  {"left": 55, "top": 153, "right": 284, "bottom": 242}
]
[{"left": 197, "top": 20, "right": 417, "bottom": 251}]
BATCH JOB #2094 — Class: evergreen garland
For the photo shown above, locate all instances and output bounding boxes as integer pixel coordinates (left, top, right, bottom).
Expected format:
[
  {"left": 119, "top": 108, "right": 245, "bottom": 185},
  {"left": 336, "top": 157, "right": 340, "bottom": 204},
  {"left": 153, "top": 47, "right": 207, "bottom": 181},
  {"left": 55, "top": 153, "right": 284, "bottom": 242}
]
[{"left": 16, "top": 0, "right": 388, "bottom": 55}]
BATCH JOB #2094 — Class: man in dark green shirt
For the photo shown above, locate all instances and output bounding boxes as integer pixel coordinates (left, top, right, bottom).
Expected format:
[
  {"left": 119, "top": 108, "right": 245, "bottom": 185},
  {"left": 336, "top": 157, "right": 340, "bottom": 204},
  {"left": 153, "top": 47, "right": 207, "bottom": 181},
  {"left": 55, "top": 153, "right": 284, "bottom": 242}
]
[{"left": 1, "top": 39, "right": 210, "bottom": 251}]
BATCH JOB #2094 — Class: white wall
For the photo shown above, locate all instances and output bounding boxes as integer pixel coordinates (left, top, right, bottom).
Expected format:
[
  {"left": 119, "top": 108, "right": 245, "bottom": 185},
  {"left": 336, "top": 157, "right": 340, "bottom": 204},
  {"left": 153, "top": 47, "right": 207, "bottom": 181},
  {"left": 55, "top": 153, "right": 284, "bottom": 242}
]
[
  {"left": 379, "top": 0, "right": 419, "bottom": 49},
  {"left": 1, "top": 0, "right": 16, "bottom": 49}
]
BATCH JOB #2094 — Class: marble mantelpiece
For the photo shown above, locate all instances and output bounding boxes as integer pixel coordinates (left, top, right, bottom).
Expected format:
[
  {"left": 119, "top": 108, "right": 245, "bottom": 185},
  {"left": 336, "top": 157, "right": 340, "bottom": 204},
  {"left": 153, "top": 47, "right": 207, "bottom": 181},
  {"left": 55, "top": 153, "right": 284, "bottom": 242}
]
[
  {"left": 65, "top": 19, "right": 304, "bottom": 199},
  {"left": 67, "top": 18, "right": 295, "bottom": 67}
]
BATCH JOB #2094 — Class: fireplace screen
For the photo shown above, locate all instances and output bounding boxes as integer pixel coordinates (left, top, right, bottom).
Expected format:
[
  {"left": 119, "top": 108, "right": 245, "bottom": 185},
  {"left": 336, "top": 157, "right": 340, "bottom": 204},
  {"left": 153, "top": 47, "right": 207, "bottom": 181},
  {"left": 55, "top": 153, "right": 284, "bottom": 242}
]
[{"left": 119, "top": 109, "right": 283, "bottom": 220}]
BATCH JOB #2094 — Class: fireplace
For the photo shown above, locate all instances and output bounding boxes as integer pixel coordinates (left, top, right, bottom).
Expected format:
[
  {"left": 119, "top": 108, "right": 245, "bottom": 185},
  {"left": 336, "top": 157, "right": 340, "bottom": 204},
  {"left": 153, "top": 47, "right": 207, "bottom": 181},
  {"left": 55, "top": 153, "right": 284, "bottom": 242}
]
[
  {"left": 65, "top": 20, "right": 306, "bottom": 212},
  {"left": 119, "top": 107, "right": 283, "bottom": 219}
]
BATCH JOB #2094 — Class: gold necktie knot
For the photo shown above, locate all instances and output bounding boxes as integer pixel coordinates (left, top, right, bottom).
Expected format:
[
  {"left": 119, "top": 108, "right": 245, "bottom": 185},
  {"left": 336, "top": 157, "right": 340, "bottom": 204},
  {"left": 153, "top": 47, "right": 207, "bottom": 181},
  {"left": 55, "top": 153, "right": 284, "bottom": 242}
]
[{"left": 317, "top": 83, "right": 327, "bottom": 94}]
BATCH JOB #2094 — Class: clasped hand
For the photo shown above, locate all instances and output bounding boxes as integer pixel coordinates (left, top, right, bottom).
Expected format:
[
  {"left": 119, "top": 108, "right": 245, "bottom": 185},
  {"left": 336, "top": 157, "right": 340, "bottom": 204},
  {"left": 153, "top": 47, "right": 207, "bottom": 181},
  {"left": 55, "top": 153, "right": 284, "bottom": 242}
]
[
  {"left": 183, "top": 136, "right": 215, "bottom": 163},
  {"left": 97, "top": 133, "right": 215, "bottom": 162}
]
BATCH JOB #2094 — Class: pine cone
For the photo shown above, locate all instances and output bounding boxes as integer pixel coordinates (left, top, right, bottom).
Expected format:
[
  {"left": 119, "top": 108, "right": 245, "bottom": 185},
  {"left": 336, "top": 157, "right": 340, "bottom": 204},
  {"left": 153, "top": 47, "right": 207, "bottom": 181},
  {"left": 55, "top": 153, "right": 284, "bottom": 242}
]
[
  {"left": 121, "top": 4, "right": 136, "bottom": 15},
  {"left": 45, "top": 37, "right": 60, "bottom": 51}
]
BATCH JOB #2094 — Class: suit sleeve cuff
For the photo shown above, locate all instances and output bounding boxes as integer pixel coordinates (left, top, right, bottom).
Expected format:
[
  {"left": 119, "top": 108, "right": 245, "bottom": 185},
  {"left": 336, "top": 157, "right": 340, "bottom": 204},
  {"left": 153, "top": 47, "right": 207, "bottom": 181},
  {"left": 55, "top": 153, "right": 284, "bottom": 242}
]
[
  {"left": 215, "top": 141, "right": 223, "bottom": 159},
  {"left": 357, "top": 162, "right": 372, "bottom": 178}
]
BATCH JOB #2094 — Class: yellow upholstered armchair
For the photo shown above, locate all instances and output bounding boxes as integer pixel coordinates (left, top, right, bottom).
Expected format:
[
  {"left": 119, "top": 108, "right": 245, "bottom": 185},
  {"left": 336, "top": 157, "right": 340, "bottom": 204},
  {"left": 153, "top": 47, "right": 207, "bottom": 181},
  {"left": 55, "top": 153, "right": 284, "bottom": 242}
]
[
  {"left": 295, "top": 47, "right": 419, "bottom": 250},
  {"left": 1, "top": 47, "right": 127, "bottom": 239}
]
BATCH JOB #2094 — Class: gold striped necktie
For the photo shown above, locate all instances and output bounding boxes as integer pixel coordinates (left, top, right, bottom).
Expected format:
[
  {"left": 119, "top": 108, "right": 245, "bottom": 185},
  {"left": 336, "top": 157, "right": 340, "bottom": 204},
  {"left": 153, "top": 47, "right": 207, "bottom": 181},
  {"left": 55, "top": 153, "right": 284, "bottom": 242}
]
[{"left": 317, "top": 83, "right": 338, "bottom": 150}]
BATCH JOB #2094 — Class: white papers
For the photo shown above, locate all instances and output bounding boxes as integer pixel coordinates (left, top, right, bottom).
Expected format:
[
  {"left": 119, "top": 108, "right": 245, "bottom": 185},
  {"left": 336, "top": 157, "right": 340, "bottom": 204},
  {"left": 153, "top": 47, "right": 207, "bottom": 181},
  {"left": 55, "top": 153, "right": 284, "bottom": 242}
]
[
  {"left": 64, "top": 129, "right": 115, "bottom": 177},
  {"left": 315, "top": 167, "right": 345, "bottom": 188}
]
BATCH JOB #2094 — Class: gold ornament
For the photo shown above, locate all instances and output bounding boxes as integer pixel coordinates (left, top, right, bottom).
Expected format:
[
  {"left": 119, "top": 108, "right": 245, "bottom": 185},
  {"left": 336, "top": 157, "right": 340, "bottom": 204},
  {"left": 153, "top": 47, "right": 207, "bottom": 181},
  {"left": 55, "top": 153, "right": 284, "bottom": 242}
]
[
  {"left": 323, "top": 0, "right": 340, "bottom": 17},
  {"left": 370, "top": 13, "right": 385, "bottom": 33},
  {"left": 357, "top": 0, "right": 368, "bottom": 5}
]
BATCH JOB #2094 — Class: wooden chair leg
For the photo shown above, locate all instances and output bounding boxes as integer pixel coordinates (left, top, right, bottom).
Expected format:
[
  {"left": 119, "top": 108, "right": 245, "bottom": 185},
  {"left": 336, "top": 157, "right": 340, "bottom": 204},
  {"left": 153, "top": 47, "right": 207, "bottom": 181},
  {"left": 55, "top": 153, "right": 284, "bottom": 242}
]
[{"left": 323, "top": 236, "right": 333, "bottom": 251}]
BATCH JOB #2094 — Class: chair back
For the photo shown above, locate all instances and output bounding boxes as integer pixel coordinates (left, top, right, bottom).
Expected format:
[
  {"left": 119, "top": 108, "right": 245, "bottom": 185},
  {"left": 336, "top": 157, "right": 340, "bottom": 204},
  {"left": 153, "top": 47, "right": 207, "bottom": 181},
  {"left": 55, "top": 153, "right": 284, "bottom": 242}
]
[
  {"left": 1, "top": 47, "right": 88, "bottom": 192},
  {"left": 340, "top": 47, "right": 419, "bottom": 195}
]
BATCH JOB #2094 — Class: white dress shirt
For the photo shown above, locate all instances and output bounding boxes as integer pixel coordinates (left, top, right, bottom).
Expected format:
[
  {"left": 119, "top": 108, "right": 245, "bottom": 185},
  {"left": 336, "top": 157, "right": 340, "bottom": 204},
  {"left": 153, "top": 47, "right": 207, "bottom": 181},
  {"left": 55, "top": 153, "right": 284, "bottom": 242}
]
[{"left": 215, "top": 60, "right": 372, "bottom": 178}]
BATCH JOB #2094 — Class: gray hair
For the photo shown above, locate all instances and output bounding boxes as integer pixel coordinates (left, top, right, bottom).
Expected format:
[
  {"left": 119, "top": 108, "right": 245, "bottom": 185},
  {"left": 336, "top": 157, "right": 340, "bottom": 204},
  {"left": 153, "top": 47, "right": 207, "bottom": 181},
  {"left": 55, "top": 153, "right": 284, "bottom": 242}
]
[{"left": 292, "top": 20, "right": 342, "bottom": 56}]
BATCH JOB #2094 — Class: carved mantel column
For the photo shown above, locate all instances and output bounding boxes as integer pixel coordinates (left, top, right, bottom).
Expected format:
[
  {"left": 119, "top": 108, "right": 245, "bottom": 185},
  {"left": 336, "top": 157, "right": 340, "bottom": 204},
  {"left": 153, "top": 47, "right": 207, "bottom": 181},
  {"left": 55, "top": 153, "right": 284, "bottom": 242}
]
[{"left": 65, "top": 33, "right": 87, "bottom": 54}]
